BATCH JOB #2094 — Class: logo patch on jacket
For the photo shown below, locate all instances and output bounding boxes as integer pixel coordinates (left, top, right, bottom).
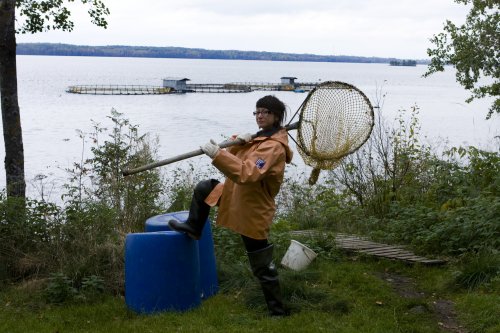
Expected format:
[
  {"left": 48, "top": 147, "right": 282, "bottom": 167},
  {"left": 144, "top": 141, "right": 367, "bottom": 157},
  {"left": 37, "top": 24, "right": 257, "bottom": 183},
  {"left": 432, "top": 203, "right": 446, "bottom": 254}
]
[{"left": 255, "top": 158, "right": 266, "bottom": 169}]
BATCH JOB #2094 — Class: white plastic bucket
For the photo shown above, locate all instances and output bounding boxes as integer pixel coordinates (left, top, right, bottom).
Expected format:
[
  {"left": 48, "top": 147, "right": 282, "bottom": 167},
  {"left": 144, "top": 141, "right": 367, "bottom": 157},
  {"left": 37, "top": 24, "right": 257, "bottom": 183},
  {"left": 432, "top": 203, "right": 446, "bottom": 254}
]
[{"left": 281, "top": 240, "right": 318, "bottom": 271}]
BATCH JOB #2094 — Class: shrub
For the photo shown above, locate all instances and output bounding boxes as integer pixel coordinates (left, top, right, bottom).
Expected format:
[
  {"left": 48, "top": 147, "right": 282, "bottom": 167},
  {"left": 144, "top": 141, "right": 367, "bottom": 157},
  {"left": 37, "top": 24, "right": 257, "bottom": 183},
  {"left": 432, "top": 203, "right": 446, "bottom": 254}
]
[
  {"left": 320, "top": 104, "right": 500, "bottom": 257},
  {"left": 0, "top": 110, "right": 165, "bottom": 293},
  {"left": 453, "top": 251, "right": 500, "bottom": 290},
  {"left": 43, "top": 273, "right": 107, "bottom": 304},
  {"left": 276, "top": 171, "right": 360, "bottom": 233},
  {"left": 44, "top": 272, "right": 78, "bottom": 304},
  {"left": 0, "top": 195, "right": 63, "bottom": 280},
  {"left": 330, "top": 106, "right": 436, "bottom": 217},
  {"left": 65, "top": 109, "right": 166, "bottom": 233}
]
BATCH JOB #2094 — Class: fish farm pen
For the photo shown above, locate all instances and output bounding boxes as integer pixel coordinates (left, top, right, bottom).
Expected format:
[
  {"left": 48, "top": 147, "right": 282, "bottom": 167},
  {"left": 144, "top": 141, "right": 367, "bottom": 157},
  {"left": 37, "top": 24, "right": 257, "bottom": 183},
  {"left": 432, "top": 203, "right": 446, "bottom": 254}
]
[
  {"left": 66, "top": 77, "right": 320, "bottom": 95},
  {"left": 66, "top": 84, "right": 255, "bottom": 95},
  {"left": 66, "top": 85, "right": 174, "bottom": 95},
  {"left": 67, "top": 84, "right": 254, "bottom": 95},
  {"left": 185, "top": 83, "right": 252, "bottom": 93},
  {"left": 185, "top": 82, "right": 318, "bottom": 93},
  {"left": 236, "top": 82, "right": 319, "bottom": 92}
]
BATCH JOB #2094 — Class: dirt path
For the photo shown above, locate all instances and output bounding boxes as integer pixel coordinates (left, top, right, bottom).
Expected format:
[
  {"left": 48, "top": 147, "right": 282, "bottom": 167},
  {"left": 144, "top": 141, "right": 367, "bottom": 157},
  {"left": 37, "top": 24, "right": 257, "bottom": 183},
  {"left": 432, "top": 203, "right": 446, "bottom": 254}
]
[{"left": 376, "top": 272, "right": 468, "bottom": 333}]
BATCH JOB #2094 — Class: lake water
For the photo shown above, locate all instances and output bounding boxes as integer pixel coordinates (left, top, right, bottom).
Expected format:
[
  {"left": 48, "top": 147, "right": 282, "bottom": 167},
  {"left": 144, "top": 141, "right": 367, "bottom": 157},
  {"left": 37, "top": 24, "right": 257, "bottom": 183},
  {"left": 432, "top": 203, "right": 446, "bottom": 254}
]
[{"left": 2, "top": 55, "right": 499, "bottom": 198}]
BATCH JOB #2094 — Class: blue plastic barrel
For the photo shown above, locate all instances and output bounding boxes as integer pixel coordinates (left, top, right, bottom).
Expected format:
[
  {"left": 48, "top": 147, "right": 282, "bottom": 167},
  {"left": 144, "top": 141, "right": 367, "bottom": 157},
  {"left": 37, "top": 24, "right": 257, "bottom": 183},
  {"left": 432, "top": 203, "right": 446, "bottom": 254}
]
[
  {"left": 144, "top": 211, "right": 219, "bottom": 298},
  {"left": 125, "top": 231, "right": 201, "bottom": 313}
]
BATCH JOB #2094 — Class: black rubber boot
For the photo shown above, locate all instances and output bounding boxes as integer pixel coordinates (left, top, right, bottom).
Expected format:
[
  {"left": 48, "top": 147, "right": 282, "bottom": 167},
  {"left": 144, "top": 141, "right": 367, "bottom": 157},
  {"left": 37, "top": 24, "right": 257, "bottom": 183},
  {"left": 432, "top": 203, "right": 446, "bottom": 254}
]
[
  {"left": 168, "top": 179, "right": 219, "bottom": 240},
  {"left": 247, "top": 244, "right": 289, "bottom": 317},
  {"left": 168, "top": 219, "right": 201, "bottom": 240}
]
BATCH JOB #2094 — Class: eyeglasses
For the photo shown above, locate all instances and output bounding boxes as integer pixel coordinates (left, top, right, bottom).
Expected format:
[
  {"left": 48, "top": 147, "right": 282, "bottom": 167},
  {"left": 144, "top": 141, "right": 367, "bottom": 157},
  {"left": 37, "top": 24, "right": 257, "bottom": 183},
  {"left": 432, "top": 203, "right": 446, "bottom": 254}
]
[{"left": 253, "top": 110, "right": 272, "bottom": 116}]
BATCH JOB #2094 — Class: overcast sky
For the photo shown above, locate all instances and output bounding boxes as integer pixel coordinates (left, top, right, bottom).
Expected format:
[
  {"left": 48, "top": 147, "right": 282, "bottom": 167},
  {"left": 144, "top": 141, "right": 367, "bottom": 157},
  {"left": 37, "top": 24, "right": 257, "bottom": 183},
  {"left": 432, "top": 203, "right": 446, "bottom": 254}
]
[{"left": 15, "top": 0, "right": 471, "bottom": 59}]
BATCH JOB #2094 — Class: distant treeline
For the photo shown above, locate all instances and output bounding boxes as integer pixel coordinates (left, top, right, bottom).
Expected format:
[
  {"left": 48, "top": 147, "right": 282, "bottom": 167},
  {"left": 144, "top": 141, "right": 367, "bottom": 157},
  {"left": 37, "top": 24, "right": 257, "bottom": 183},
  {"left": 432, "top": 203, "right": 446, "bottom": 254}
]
[{"left": 17, "top": 43, "right": 427, "bottom": 65}]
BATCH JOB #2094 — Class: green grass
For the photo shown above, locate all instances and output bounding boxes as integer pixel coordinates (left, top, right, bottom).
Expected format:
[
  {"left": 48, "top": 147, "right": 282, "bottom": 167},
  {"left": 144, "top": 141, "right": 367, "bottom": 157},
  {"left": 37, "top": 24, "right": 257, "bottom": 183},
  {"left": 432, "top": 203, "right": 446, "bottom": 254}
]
[
  {"left": 456, "top": 288, "right": 500, "bottom": 333},
  {"left": 1, "top": 255, "right": 498, "bottom": 333}
]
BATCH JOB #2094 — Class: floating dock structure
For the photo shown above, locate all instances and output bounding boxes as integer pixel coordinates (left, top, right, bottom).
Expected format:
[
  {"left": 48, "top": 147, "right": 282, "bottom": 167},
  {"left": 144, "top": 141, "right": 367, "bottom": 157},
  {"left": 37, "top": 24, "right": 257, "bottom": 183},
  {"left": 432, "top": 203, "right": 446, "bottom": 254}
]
[{"left": 66, "top": 76, "right": 319, "bottom": 95}]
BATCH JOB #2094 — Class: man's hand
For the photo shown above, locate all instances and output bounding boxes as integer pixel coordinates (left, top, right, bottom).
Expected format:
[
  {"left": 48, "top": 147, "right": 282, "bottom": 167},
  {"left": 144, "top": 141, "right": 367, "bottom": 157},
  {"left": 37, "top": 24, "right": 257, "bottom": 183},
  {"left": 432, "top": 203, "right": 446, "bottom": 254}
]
[{"left": 200, "top": 139, "right": 220, "bottom": 158}]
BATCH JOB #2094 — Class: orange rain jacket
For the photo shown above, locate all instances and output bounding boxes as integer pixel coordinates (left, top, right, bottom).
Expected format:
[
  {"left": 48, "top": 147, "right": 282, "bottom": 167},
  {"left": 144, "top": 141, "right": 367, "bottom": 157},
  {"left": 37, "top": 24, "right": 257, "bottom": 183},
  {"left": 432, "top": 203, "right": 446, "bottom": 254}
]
[{"left": 204, "top": 128, "right": 293, "bottom": 239}]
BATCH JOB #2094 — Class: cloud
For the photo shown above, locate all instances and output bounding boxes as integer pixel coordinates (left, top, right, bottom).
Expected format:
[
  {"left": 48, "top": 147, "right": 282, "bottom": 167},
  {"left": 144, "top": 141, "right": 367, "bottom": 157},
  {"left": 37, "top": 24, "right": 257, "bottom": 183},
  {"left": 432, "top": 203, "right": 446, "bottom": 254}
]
[{"left": 16, "top": 0, "right": 471, "bottom": 58}]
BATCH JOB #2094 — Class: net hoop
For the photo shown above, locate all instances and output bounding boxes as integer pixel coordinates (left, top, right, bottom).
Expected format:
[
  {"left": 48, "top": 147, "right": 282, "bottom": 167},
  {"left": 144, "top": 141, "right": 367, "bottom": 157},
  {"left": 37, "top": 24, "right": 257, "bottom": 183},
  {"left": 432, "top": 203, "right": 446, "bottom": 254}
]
[{"left": 289, "top": 81, "right": 374, "bottom": 172}]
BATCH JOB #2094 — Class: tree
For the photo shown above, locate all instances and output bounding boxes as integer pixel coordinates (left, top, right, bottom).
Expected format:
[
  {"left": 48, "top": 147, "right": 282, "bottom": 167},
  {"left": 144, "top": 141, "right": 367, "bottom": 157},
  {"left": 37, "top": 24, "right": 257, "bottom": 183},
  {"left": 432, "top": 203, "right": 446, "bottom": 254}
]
[
  {"left": 424, "top": 0, "right": 499, "bottom": 119},
  {"left": 0, "top": 0, "right": 109, "bottom": 198},
  {"left": 0, "top": 0, "right": 24, "bottom": 197}
]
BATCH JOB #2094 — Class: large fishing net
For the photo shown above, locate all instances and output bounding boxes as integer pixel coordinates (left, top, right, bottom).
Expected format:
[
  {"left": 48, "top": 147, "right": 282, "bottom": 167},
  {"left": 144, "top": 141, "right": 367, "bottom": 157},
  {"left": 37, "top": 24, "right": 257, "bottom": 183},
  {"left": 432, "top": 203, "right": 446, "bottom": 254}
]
[{"left": 289, "top": 81, "right": 374, "bottom": 184}]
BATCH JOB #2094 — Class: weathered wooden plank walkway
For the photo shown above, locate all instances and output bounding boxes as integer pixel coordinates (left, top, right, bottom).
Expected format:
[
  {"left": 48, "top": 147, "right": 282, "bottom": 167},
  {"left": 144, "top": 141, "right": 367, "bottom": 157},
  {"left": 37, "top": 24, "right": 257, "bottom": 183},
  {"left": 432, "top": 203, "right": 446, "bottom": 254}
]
[{"left": 290, "top": 231, "right": 446, "bottom": 265}]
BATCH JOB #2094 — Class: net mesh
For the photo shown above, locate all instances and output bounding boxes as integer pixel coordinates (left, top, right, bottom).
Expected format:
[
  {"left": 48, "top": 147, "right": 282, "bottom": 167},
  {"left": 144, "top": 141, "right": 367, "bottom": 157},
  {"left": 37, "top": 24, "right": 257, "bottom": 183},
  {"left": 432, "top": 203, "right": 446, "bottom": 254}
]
[{"left": 295, "top": 81, "right": 374, "bottom": 170}]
